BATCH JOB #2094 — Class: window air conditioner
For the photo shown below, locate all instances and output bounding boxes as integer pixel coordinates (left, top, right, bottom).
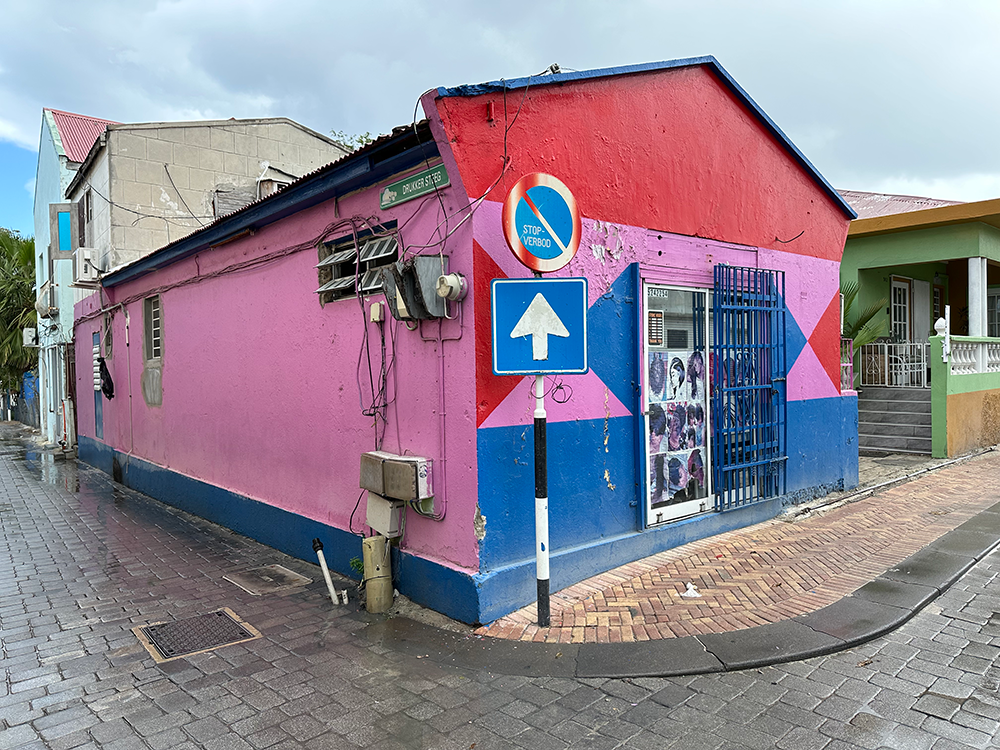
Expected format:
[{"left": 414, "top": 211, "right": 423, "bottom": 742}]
[{"left": 74, "top": 247, "right": 99, "bottom": 284}]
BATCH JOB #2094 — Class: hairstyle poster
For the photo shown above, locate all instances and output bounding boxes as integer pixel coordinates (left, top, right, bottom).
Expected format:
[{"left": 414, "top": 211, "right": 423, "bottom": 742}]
[{"left": 648, "top": 348, "right": 710, "bottom": 510}]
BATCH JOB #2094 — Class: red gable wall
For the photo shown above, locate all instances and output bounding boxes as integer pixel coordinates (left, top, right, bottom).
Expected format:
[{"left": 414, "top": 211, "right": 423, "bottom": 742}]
[{"left": 432, "top": 64, "right": 848, "bottom": 261}]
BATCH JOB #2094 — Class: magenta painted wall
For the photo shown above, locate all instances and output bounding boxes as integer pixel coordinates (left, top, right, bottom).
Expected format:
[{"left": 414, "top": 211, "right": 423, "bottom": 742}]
[{"left": 75, "top": 164, "right": 483, "bottom": 574}]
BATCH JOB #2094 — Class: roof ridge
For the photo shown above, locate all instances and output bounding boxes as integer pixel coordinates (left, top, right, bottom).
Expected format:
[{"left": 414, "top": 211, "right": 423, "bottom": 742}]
[
  {"left": 45, "top": 107, "right": 119, "bottom": 125},
  {"left": 46, "top": 108, "right": 119, "bottom": 163}
]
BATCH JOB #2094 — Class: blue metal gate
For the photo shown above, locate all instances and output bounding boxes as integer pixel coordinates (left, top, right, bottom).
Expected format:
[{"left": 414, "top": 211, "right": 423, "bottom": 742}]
[{"left": 712, "top": 264, "right": 786, "bottom": 510}]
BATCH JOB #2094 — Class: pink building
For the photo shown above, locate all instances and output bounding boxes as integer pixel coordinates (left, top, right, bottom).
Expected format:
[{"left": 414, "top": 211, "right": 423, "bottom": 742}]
[{"left": 75, "top": 58, "right": 858, "bottom": 624}]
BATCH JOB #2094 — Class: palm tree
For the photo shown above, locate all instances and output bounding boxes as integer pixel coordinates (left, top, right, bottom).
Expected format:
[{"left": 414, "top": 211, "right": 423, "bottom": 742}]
[
  {"left": 842, "top": 280, "right": 888, "bottom": 350},
  {"left": 0, "top": 228, "right": 37, "bottom": 391}
]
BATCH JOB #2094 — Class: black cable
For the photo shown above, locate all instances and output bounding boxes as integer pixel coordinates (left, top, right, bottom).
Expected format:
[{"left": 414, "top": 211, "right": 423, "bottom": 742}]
[
  {"left": 348, "top": 489, "right": 366, "bottom": 538},
  {"left": 400, "top": 73, "right": 532, "bottom": 256},
  {"left": 77, "top": 179, "right": 214, "bottom": 227},
  {"left": 164, "top": 164, "right": 205, "bottom": 227},
  {"left": 77, "top": 215, "right": 374, "bottom": 325}
]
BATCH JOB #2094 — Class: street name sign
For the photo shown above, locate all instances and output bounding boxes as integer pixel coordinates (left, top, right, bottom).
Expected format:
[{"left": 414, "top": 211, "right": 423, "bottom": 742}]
[
  {"left": 380, "top": 164, "right": 450, "bottom": 209},
  {"left": 491, "top": 278, "right": 588, "bottom": 375}
]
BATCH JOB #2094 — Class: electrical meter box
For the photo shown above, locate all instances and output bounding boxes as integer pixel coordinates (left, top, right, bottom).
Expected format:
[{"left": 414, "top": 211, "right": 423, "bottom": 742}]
[
  {"left": 383, "top": 455, "right": 433, "bottom": 501},
  {"left": 359, "top": 451, "right": 395, "bottom": 496},
  {"left": 359, "top": 451, "right": 433, "bottom": 502},
  {"left": 365, "top": 492, "right": 404, "bottom": 538}
]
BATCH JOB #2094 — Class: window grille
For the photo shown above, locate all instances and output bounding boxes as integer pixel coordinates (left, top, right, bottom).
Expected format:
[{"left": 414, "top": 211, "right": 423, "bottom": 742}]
[
  {"left": 711, "top": 265, "right": 786, "bottom": 510},
  {"left": 144, "top": 295, "right": 162, "bottom": 361}
]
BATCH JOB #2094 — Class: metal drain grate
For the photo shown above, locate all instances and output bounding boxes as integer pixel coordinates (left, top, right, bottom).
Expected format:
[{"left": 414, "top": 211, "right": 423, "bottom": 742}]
[{"left": 134, "top": 608, "right": 260, "bottom": 662}]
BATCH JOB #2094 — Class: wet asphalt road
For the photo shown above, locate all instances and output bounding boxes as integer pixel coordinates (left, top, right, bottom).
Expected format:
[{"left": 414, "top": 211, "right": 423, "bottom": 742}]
[{"left": 1, "top": 423, "right": 999, "bottom": 749}]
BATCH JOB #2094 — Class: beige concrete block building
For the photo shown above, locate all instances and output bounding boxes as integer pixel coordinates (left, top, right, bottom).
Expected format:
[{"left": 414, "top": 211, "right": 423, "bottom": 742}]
[{"left": 66, "top": 118, "right": 349, "bottom": 274}]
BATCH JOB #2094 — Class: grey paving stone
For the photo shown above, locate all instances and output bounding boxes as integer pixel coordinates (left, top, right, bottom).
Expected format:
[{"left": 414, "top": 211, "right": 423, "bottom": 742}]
[
  {"left": 0, "top": 724, "right": 40, "bottom": 749},
  {"left": 8, "top": 428, "right": 1000, "bottom": 750},
  {"left": 184, "top": 716, "right": 230, "bottom": 743},
  {"left": 920, "top": 715, "right": 995, "bottom": 747},
  {"left": 775, "top": 725, "right": 830, "bottom": 750}
]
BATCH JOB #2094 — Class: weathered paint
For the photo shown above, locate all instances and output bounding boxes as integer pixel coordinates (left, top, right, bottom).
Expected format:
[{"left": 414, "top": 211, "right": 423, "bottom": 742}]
[
  {"left": 947, "top": 390, "right": 1000, "bottom": 455},
  {"left": 430, "top": 64, "right": 850, "bottom": 262},
  {"left": 929, "top": 337, "right": 1000, "bottom": 457},
  {"left": 432, "top": 61, "right": 854, "bottom": 618}
]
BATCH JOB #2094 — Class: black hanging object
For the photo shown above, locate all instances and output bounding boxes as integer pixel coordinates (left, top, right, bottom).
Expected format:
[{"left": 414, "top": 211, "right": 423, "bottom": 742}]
[{"left": 98, "top": 357, "right": 115, "bottom": 400}]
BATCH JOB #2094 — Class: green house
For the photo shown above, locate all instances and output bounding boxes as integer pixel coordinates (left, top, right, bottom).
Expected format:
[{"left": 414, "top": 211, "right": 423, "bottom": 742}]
[{"left": 840, "top": 192, "right": 1000, "bottom": 457}]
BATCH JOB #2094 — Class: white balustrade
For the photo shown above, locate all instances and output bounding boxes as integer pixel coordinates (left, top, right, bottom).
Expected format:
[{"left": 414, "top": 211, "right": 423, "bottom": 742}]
[
  {"left": 988, "top": 343, "right": 1000, "bottom": 373},
  {"left": 947, "top": 338, "right": 1000, "bottom": 376},
  {"left": 950, "top": 341, "right": 978, "bottom": 375}
]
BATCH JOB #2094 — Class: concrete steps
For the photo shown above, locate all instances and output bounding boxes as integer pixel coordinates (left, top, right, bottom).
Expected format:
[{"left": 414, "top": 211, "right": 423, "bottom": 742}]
[{"left": 857, "top": 387, "right": 932, "bottom": 455}]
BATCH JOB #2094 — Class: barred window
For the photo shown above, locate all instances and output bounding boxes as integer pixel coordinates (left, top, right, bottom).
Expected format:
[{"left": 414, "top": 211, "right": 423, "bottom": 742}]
[{"left": 144, "top": 295, "right": 162, "bottom": 361}]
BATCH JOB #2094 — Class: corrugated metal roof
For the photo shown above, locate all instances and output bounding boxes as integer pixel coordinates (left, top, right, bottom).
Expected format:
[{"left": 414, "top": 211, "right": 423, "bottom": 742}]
[
  {"left": 848, "top": 197, "right": 1000, "bottom": 238},
  {"left": 101, "top": 121, "right": 436, "bottom": 287},
  {"left": 838, "top": 190, "right": 964, "bottom": 220},
  {"left": 47, "top": 109, "right": 118, "bottom": 163}
]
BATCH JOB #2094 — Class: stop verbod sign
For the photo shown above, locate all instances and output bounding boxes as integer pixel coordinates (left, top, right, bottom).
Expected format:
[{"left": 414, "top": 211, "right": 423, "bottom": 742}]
[{"left": 501, "top": 173, "right": 582, "bottom": 273}]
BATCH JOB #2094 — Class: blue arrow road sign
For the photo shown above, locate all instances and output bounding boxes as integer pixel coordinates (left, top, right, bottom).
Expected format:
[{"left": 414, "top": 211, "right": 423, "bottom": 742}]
[{"left": 492, "top": 278, "right": 588, "bottom": 375}]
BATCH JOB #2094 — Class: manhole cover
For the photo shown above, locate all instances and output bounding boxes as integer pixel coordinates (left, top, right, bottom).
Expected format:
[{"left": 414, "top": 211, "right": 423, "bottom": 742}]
[
  {"left": 223, "top": 564, "right": 312, "bottom": 595},
  {"left": 134, "top": 608, "right": 260, "bottom": 662}
]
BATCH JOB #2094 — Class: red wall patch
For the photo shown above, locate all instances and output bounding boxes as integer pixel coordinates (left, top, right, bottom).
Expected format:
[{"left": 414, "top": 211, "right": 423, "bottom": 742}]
[
  {"left": 809, "top": 293, "right": 844, "bottom": 391},
  {"left": 474, "top": 240, "right": 519, "bottom": 426},
  {"left": 434, "top": 65, "right": 849, "bottom": 263}
]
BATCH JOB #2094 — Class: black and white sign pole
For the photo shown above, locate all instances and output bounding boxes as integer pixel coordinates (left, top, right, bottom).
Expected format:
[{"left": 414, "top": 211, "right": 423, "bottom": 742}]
[
  {"left": 534, "top": 372, "right": 550, "bottom": 627},
  {"left": 497, "top": 172, "right": 585, "bottom": 630}
]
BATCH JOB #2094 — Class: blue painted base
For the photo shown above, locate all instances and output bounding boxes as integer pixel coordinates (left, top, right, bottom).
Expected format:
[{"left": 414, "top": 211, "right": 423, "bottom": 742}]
[
  {"left": 786, "top": 394, "right": 859, "bottom": 494},
  {"left": 472, "top": 394, "right": 861, "bottom": 624},
  {"left": 78, "top": 392, "right": 860, "bottom": 626},
  {"left": 77, "top": 436, "right": 483, "bottom": 624}
]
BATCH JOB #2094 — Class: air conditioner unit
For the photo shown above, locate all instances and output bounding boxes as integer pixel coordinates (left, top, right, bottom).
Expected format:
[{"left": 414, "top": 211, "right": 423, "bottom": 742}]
[
  {"left": 360, "top": 451, "right": 433, "bottom": 502},
  {"left": 22, "top": 328, "right": 38, "bottom": 348},
  {"left": 74, "top": 247, "right": 99, "bottom": 284}
]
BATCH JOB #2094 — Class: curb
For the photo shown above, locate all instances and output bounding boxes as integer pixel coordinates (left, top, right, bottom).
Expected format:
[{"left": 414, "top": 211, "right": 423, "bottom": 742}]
[{"left": 361, "top": 501, "right": 1000, "bottom": 678}]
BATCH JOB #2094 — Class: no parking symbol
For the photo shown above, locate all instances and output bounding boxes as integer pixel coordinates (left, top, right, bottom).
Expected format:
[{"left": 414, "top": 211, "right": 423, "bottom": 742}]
[{"left": 501, "top": 173, "right": 582, "bottom": 273}]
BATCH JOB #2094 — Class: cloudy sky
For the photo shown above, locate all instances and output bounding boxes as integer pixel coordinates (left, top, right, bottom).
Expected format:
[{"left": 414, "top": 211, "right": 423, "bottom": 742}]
[{"left": 2, "top": 0, "right": 999, "bottom": 236}]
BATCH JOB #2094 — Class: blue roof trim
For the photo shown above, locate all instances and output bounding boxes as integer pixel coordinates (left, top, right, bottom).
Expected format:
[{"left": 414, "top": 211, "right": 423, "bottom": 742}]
[
  {"left": 102, "top": 134, "right": 440, "bottom": 287},
  {"left": 435, "top": 56, "right": 718, "bottom": 98},
  {"left": 436, "top": 57, "right": 856, "bottom": 220}
]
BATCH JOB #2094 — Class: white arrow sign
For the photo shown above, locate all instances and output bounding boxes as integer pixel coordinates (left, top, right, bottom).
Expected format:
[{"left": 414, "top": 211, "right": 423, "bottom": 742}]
[{"left": 510, "top": 293, "right": 570, "bottom": 360}]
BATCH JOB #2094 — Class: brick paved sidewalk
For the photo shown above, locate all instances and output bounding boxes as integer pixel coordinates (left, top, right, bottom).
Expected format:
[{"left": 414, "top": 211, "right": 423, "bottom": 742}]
[{"left": 477, "top": 450, "right": 1000, "bottom": 644}]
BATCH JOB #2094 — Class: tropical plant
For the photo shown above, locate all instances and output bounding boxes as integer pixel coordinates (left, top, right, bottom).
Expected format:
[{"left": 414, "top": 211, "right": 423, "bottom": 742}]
[
  {"left": 330, "top": 129, "right": 375, "bottom": 152},
  {"left": 841, "top": 280, "right": 888, "bottom": 350},
  {"left": 0, "top": 228, "right": 37, "bottom": 390}
]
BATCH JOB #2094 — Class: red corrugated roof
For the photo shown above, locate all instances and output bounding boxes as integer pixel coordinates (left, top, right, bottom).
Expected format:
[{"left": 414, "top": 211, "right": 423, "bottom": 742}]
[{"left": 47, "top": 109, "right": 118, "bottom": 163}]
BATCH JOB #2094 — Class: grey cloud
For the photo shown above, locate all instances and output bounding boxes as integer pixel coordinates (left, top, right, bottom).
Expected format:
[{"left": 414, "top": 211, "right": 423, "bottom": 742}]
[{"left": 2, "top": 0, "right": 1000, "bottom": 199}]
